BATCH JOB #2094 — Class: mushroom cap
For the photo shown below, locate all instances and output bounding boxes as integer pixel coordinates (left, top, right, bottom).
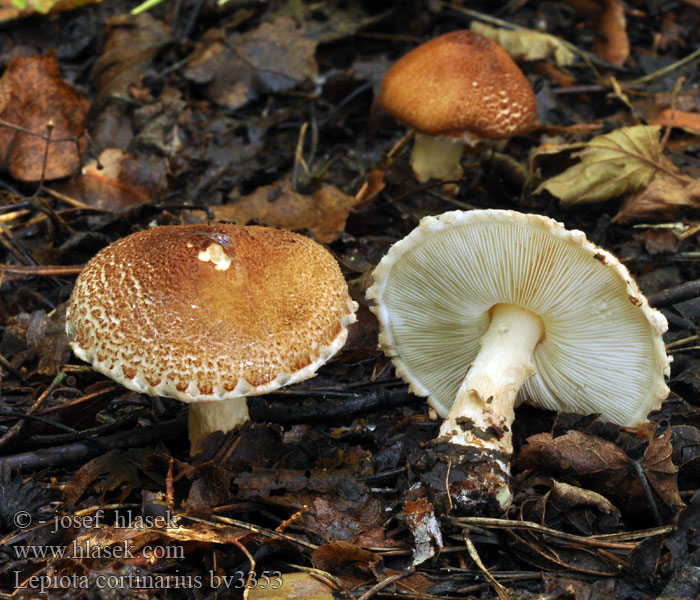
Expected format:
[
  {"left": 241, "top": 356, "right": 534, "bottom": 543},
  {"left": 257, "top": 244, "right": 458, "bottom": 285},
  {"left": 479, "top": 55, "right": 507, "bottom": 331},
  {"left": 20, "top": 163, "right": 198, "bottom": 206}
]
[
  {"left": 366, "top": 210, "right": 671, "bottom": 427},
  {"left": 380, "top": 30, "right": 537, "bottom": 139},
  {"left": 66, "top": 224, "right": 358, "bottom": 403}
]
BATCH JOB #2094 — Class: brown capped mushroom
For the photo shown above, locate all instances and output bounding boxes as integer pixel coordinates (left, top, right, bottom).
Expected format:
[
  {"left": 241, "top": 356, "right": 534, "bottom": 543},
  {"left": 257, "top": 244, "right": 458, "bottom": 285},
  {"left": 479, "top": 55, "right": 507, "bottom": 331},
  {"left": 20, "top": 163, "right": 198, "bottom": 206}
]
[
  {"left": 380, "top": 30, "right": 537, "bottom": 183},
  {"left": 66, "top": 224, "right": 358, "bottom": 454},
  {"left": 367, "top": 209, "right": 670, "bottom": 513}
]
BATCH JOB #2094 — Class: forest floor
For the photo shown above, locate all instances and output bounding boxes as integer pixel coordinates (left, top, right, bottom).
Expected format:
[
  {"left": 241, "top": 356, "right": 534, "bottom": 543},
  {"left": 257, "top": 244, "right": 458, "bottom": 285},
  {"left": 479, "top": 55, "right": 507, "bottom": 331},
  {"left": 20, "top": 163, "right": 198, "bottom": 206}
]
[{"left": 2, "top": 0, "right": 700, "bottom": 598}]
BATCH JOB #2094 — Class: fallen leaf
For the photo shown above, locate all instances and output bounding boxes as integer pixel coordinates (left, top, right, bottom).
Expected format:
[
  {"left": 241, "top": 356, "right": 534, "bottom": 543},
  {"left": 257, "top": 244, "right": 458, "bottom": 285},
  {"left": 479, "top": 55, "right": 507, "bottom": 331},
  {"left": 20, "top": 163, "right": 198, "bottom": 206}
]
[
  {"left": 214, "top": 180, "right": 359, "bottom": 243},
  {"left": 536, "top": 126, "right": 679, "bottom": 205},
  {"left": 55, "top": 148, "right": 169, "bottom": 210},
  {"left": 184, "top": 17, "right": 318, "bottom": 111},
  {"left": 401, "top": 497, "right": 443, "bottom": 566},
  {"left": 91, "top": 14, "right": 171, "bottom": 114},
  {"left": 248, "top": 572, "right": 336, "bottom": 600},
  {"left": 594, "top": 0, "right": 629, "bottom": 66},
  {"left": 650, "top": 109, "right": 700, "bottom": 135},
  {"left": 0, "top": 0, "right": 97, "bottom": 22},
  {"left": 0, "top": 51, "right": 89, "bottom": 181},
  {"left": 612, "top": 173, "right": 700, "bottom": 224},
  {"left": 312, "top": 540, "right": 381, "bottom": 575},
  {"left": 641, "top": 429, "right": 685, "bottom": 513},
  {"left": 642, "top": 228, "right": 680, "bottom": 255},
  {"left": 471, "top": 22, "right": 575, "bottom": 66},
  {"left": 517, "top": 429, "right": 684, "bottom": 519},
  {"left": 63, "top": 449, "right": 159, "bottom": 505}
]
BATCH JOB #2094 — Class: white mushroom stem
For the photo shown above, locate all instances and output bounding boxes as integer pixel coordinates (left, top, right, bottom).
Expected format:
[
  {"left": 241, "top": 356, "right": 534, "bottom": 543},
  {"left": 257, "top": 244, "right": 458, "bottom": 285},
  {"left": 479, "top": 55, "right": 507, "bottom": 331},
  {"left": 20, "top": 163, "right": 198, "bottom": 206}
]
[
  {"left": 439, "top": 303, "right": 544, "bottom": 455},
  {"left": 410, "top": 133, "right": 465, "bottom": 183},
  {"left": 188, "top": 397, "right": 250, "bottom": 455}
]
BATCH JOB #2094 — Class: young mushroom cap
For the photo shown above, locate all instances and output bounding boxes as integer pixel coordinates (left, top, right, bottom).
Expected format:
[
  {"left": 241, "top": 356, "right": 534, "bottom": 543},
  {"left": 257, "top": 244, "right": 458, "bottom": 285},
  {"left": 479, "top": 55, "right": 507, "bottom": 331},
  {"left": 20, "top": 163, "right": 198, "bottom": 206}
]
[
  {"left": 367, "top": 210, "right": 671, "bottom": 512},
  {"left": 380, "top": 30, "right": 537, "bottom": 182},
  {"left": 66, "top": 224, "right": 358, "bottom": 452}
]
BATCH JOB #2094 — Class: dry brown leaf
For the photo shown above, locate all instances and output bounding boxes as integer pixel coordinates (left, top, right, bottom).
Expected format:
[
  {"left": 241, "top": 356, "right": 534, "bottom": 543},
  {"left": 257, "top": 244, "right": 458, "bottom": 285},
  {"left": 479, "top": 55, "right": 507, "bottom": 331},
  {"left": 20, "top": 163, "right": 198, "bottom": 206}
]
[
  {"left": 641, "top": 429, "right": 685, "bottom": 514},
  {"left": 248, "top": 572, "right": 336, "bottom": 600},
  {"left": 613, "top": 174, "right": 700, "bottom": 224},
  {"left": 471, "top": 22, "right": 575, "bottom": 66},
  {"left": 91, "top": 14, "right": 171, "bottom": 113},
  {"left": 62, "top": 449, "right": 158, "bottom": 505},
  {"left": 184, "top": 17, "right": 318, "bottom": 110},
  {"left": 517, "top": 429, "right": 684, "bottom": 519},
  {"left": 312, "top": 540, "right": 381, "bottom": 575},
  {"left": 651, "top": 109, "right": 700, "bottom": 135},
  {"left": 214, "top": 180, "right": 359, "bottom": 243},
  {"left": 594, "top": 0, "right": 629, "bottom": 66},
  {"left": 55, "top": 148, "right": 169, "bottom": 210},
  {"left": 0, "top": 51, "right": 88, "bottom": 181},
  {"left": 536, "top": 126, "right": 681, "bottom": 205}
]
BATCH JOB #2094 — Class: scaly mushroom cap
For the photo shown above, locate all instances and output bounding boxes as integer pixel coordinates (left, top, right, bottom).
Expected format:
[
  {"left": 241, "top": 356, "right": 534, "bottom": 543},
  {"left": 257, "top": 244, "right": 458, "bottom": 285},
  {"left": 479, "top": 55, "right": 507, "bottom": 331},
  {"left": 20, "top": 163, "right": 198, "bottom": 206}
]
[
  {"left": 366, "top": 210, "right": 671, "bottom": 427},
  {"left": 66, "top": 224, "right": 358, "bottom": 402},
  {"left": 380, "top": 30, "right": 537, "bottom": 140}
]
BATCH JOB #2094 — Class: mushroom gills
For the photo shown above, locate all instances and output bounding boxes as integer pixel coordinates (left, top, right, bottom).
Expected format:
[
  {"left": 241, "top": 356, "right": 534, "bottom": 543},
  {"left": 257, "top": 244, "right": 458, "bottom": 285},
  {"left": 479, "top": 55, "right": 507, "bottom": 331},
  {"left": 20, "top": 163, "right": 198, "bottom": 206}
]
[{"left": 439, "top": 303, "right": 544, "bottom": 454}]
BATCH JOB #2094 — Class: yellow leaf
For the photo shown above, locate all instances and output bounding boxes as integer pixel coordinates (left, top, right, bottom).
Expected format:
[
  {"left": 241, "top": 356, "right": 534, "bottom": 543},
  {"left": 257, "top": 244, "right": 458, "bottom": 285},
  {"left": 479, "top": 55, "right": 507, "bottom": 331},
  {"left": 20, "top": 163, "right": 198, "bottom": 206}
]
[
  {"left": 535, "top": 125, "right": 681, "bottom": 205},
  {"left": 471, "top": 22, "right": 575, "bottom": 67}
]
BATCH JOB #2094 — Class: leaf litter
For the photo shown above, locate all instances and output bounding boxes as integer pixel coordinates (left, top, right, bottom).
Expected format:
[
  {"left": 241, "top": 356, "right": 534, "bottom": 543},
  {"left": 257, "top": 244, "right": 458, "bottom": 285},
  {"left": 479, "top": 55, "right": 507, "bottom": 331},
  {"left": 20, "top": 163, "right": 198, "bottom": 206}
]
[{"left": 2, "top": 2, "right": 700, "bottom": 599}]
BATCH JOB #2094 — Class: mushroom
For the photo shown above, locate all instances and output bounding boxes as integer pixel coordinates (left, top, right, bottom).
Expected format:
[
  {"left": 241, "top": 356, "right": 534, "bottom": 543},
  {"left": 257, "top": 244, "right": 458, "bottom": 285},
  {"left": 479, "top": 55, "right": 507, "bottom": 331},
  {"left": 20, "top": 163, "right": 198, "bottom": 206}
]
[
  {"left": 380, "top": 30, "right": 537, "bottom": 183},
  {"left": 366, "top": 209, "right": 670, "bottom": 512},
  {"left": 66, "top": 224, "right": 358, "bottom": 454}
]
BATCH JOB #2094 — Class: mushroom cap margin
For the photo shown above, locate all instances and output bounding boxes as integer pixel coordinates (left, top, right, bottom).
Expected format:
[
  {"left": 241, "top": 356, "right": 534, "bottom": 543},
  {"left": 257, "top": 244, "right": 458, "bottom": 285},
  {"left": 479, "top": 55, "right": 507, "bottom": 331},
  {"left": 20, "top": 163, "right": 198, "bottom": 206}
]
[{"left": 66, "top": 224, "right": 358, "bottom": 403}]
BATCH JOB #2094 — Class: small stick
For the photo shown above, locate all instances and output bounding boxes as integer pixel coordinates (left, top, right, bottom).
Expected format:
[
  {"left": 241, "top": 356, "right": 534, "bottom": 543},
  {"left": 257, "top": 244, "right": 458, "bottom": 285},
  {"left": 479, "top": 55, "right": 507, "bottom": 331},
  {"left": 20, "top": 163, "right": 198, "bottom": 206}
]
[
  {"left": 0, "top": 372, "right": 66, "bottom": 449},
  {"left": 464, "top": 534, "right": 510, "bottom": 600},
  {"left": 648, "top": 279, "right": 700, "bottom": 308}
]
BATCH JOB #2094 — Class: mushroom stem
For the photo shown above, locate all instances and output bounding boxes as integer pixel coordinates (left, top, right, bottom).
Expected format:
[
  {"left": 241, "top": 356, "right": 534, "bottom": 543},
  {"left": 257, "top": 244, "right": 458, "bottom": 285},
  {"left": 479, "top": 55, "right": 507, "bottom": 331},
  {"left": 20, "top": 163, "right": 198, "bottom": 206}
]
[
  {"left": 188, "top": 397, "right": 250, "bottom": 455},
  {"left": 439, "top": 303, "right": 544, "bottom": 454},
  {"left": 410, "top": 133, "right": 465, "bottom": 183}
]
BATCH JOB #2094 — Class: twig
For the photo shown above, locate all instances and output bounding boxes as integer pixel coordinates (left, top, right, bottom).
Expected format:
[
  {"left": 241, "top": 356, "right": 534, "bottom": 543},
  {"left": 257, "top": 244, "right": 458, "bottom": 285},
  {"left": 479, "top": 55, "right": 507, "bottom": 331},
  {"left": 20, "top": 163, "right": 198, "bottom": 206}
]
[
  {"left": 357, "top": 566, "right": 416, "bottom": 600},
  {"left": 292, "top": 121, "right": 309, "bottom": 192},
  {"left": 0, "top": 353, "right": 26, "bottom": 383},
  {"left": 247, "top": 387, "right": 417, "bottom": 425},
  {"left": 0, "top": 417, "right": 186, "bottom": 472},
  {"left": 464, "top": 534, "right": 510, "bottom": 600},
  {"left": 0, "top": 264, "right": 84, "bottom": 276},
  {"left": 660, "top": 77, "right": 686, "bottom": 151},
  {"left": 647, "top": 279, "right": 700, "bottom": 308},
  {"left": 0, "top": 372, "right": 67, "bottom": 449},
  {"left": 36, "top": 121, "right": 54, "bottom": 195},
  {"left": 631, "top": 460, "right": 662, "bottom": 527},
  {"left": 621, "top": 47, "right": 700, "bottom": 85}
]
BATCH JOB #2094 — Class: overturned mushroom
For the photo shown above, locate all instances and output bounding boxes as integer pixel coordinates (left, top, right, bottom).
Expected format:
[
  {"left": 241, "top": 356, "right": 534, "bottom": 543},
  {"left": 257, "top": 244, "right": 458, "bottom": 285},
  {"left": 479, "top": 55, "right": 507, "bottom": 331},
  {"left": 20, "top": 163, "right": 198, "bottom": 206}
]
[
  {"left": 367, "top": 209, "right": 670, "bottom": 513},
  {"left": 380, "top": 30, "right": 537, "bottom": 183},
  {"left": 66, "top": 224, "right": 357, "bottom": 454}
]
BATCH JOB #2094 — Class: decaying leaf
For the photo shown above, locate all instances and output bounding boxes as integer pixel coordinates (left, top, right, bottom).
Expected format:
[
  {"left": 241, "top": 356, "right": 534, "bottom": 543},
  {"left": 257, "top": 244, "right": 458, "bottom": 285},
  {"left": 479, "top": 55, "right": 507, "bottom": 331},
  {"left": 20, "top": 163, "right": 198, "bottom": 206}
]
[
  {"left": 312, "top": 540, "right": 381, "bottom": 576},
  {"left": 535, "top": 126, "right": 680, "bottom": 205},
  {"left": 0, "top": 0, "right": 98, "bottom": 23},
  {"left": 612, "top": 173, "right": 700, "bottom": 224},
  {"left": 594, "top": 0, "right": 629, "bottom": 66},
  {"left": 0, "top": 51, "right": 89, "bottom": 181},
  {"left": 91, "top": 14, "right": 171, "bottom": 113},
  {"left": 248, "top": 572, "right": 336, "bottom": 600},
  {"left": 63, "top": 449, "right": 160, "bottom": 505},
  {"left": 55, "top": 148, "right": 168, "bottom": 210},
  {"left": 184, "top": 17, "right": 318, "bottom": 111},
  {"left": 517, "top": 429, "right": 684, "bottom": 519},
  {"left": 214, "top": 180, "right": 359, "bottom": 243},
  {"left": 650, "top": 109, "right": 700, "bottom": 135},
  {"left": 401, "top": 497, "right": 443, "bottom": 566},
  {"left": 471, "top": 22, "right": 575, "bottom": 66}
]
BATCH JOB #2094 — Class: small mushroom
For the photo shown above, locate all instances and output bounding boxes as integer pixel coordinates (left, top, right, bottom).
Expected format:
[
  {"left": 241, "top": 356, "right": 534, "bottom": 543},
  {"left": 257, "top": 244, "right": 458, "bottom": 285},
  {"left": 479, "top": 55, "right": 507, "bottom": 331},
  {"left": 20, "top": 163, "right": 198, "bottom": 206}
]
[
  {"left": 66, "top": 224, "right": 358, "bottom": 454},
  {"left": 380, "top": 30, "right": 537, "bottom": 183},
  {"left": 367, "top": 209, "right": 671, "bottom": 512}
]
